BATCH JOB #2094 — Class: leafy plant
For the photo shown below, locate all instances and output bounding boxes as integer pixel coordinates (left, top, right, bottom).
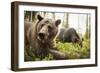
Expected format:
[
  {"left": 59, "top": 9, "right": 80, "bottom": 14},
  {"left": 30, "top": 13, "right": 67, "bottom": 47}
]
[{"left": 25, "top": 38, "right": 90, "bottom": 61}]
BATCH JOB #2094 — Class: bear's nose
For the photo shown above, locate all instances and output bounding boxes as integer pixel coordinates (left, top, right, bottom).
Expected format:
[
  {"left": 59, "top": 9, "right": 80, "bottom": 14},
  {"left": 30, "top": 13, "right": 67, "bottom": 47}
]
[{"left": 38, "top": 32, "right": 45, "bottom": 39}]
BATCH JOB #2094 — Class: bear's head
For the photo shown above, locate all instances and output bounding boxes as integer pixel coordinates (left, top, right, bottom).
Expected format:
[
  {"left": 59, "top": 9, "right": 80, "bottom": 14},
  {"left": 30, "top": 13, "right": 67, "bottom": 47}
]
[{"left": 36, "top": 15, "right": 61, "bottom": 43}]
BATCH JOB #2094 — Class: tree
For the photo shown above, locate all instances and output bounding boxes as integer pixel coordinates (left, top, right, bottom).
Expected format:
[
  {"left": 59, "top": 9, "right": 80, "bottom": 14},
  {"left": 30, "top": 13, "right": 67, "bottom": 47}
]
[
  {"left": 85, "top": 14, "right": 90, "bottom": 39},
  {"left": 52, "top": 12, "right": 55, "bottom": 20},
  {"left": 63, "top": 13, "right": 69, "bottom": 28},
  {"left": 77, "top": 14, "right": 82, "bottom": 36},
  {"left": 24, "top": 11, "right": 37, "bottom": 22},
  {"left": 66, "top": 13, "right": 69, "bottom": 28}
]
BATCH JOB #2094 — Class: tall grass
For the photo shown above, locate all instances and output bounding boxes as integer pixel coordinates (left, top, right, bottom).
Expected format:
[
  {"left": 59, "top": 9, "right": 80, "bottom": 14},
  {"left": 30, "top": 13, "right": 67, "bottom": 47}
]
[
  {"left": 56, "top": 38, "right": 90, "bottom": 59},
  {"left": 25, "top": 38, "right": 90, "bottom": 61}
]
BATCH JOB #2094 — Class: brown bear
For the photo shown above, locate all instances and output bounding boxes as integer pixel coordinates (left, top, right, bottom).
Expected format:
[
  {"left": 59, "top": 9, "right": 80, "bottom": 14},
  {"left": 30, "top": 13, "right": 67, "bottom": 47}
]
[{"left": 24, "top": 15, "right": 67, "bottom": 61}]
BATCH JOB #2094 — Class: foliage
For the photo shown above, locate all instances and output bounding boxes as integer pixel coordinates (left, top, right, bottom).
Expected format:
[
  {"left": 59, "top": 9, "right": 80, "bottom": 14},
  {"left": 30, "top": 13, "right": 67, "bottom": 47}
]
[
  {"left": 25, "top": 38, "right": 90, "bottom": 61},
  {"left": 56, "top": 38, "right": 90, "bottom": 59}
]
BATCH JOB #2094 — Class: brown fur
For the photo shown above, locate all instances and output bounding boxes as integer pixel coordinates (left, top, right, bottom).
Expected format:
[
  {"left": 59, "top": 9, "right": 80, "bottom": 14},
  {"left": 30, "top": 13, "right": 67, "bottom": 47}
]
[{"left": 25, "top": 15, "right": 67, "bottom": 61}]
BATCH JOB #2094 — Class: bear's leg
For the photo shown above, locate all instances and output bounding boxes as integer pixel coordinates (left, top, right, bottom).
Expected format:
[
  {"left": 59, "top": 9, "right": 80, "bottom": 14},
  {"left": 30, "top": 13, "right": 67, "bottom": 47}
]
[{"left": 48, "top": 49, "right": 68, "bottom": 60}]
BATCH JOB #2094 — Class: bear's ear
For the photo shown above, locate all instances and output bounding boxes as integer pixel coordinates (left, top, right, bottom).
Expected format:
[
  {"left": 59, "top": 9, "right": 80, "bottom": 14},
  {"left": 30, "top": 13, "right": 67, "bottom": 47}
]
[
  {"left": 55, "top": 19, "right": 61, "bottom": 26},
  {"left": 37, "top": 15, "right": 43, "bottom": 21}
]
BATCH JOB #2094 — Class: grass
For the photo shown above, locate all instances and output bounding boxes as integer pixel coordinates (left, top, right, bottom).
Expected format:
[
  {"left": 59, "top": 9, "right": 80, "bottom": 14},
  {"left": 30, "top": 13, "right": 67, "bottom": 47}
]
[
  {"left": 56, "top": 38, "right": 90, "bottom": 59},
  {"left": 25, "top": 38, "right": 90, "bottom": 61}
]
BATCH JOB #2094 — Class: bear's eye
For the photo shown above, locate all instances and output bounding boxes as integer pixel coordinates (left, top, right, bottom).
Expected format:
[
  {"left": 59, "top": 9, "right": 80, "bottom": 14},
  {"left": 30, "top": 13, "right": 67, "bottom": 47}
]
[
  {"left": 41, "top": 24, "right": 45, "bottom": 27},
  {"left": 48, "top": 26, "right": 52, "bottom": 32},
  {"left": 48, "top": 26, "right": 52, "bottom": 29}
]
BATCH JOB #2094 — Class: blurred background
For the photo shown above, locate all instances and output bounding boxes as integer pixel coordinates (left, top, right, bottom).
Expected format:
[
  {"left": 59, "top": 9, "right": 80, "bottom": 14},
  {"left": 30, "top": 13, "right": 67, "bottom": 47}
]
[{"left": 24, "top": 11, "right": 90, "bottom": 38}]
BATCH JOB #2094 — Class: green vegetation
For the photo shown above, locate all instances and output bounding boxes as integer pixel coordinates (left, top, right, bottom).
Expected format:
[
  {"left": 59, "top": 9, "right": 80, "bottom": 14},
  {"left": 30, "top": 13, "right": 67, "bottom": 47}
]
[
  {"left": 25, "top": 46, "right": 54, "bottom": 61},
  {"left": 56, "top": 38, "right": 90, "bottom": 59},
  {"left": 25, "top": 38, "right": 90, "bottom": 61}
]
